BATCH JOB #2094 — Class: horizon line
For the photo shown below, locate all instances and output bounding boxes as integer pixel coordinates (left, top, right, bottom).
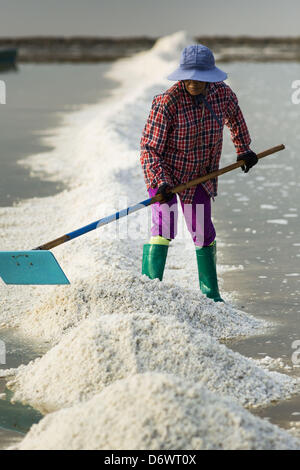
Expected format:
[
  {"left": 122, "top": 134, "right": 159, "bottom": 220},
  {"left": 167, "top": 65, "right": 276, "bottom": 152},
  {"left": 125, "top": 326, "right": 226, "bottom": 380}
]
[{"left": 1, "top": 34, "right": 300, "bottom": 40}]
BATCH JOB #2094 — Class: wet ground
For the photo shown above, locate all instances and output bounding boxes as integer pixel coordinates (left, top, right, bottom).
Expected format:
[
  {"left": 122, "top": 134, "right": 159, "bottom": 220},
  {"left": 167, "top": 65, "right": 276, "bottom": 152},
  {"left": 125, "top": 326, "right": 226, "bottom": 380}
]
[{"left": 213, "top": 62, "right": 300, "bottom": 430}]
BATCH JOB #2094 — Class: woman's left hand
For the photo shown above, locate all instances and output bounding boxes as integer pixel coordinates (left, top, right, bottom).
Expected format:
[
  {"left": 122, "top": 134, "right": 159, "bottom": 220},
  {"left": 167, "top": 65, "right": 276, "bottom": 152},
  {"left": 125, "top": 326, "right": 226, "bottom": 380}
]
[{"left": 237, "top": 150, "right": 258, "bottom": 173}]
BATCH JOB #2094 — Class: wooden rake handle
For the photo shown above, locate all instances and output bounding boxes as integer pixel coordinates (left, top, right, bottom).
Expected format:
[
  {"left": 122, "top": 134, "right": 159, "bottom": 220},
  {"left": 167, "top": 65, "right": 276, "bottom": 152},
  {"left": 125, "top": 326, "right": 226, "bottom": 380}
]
[{"left": 151, "top": 144, "right": 285, "bottom": 203}]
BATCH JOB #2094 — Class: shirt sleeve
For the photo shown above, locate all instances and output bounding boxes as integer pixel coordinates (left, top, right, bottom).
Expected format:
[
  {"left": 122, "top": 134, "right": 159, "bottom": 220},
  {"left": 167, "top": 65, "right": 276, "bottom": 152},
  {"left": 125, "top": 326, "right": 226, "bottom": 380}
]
[
  {"left": 140, "top": 96, "right": 173, "bottom": 189},
  {"left": 224, "top": 88, "right": 251, "bottom": 156}
]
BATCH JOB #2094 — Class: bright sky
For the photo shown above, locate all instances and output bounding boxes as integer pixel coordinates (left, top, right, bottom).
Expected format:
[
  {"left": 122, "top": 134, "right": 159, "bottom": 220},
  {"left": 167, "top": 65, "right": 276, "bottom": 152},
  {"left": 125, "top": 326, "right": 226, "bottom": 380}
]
[{"left": 0, "top": 0, "right": 299, "bottom": 37}]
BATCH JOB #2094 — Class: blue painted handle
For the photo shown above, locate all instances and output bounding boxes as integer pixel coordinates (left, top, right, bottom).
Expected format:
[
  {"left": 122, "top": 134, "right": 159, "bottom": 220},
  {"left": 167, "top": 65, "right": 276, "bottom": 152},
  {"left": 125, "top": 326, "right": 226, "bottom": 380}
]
[
  {"left": 66, "top": 198, "right": 152, "bottom": 240},
  {"left": 35, "top": 197, "right": 155, "bottom": 249}
]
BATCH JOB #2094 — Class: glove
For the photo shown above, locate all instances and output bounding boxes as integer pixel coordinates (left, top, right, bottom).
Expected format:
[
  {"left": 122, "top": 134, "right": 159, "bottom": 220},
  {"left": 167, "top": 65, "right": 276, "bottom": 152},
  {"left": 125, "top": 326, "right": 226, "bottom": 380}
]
[
  {"left": 237, "top": 151, "right": 258, "bottom": 173},
  {"left": 156, "top": 183, "right": 173, "bottom": 203}
]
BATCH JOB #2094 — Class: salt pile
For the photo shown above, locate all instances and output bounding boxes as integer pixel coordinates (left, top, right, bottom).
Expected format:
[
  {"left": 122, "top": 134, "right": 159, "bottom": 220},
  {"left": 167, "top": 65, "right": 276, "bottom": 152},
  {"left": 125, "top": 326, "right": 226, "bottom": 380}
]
[
  {"left": 16, "top": 266, "right": 265, "bottom": 344},
  {"left": 7, "top": 313, "right": 299, "bottom": 415},
  {"left": 14, "top": 373, "right": 300, "bottom": 450}
]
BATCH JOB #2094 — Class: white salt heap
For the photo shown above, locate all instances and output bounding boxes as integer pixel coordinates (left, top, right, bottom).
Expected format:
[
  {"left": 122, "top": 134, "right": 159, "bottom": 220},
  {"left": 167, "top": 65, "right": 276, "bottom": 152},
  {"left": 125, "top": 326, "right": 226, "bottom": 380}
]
[
  {"left": 16, "top": 266, "right": 265, "bottom": 344},
  {"left": 7, "top": 313, "right": 299, "bottom": 415},
  {"left": 1, "top": 32, "right": 300, "bottom": 449},
  {"left": 14, "top": 374, "right": 300, "bottom": 450}
]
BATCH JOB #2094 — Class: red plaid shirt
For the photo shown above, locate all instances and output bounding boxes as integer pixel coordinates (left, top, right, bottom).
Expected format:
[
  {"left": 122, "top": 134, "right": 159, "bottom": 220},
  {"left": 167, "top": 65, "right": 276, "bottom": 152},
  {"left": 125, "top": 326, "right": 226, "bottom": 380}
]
[{"left": 140, "top": 80, "right": 251, "bottom": 203}]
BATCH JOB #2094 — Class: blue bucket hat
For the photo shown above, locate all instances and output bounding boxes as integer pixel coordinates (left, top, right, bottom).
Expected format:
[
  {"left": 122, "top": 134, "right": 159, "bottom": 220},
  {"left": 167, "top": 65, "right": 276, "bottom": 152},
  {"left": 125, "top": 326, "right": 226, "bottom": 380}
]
[{"left": 167, "top": 44, "right": 227, "bottom": 83}]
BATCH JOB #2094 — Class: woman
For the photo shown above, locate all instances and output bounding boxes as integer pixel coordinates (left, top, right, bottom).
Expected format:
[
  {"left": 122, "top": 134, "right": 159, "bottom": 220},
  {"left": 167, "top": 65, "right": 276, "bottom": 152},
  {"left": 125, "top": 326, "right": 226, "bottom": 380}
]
[{"left": 140, "top": 44, "right": 258, "bottom": 302}]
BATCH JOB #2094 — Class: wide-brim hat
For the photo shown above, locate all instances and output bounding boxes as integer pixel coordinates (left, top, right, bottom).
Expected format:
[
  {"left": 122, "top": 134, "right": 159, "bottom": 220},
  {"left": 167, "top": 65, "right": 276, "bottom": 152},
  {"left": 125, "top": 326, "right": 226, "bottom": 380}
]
[{"left": 167, "top": 44, "right": 227, "bottom": 83}]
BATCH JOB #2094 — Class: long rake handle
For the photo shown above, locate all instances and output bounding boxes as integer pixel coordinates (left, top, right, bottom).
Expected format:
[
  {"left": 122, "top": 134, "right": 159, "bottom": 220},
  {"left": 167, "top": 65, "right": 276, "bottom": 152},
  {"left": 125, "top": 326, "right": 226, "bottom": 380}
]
[
  {"left": 35, "top": 144, "right": 284, "bottom": 251},
  {"left": 152, "top": 144, "right": 285, "bottom": 201}
]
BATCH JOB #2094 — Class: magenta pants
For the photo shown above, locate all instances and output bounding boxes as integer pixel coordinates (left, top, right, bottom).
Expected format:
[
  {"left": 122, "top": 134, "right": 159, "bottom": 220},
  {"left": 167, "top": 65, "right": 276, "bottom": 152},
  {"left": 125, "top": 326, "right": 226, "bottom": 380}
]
[{"left": 148, "top": 184, "right": 216, "bottom": 247}]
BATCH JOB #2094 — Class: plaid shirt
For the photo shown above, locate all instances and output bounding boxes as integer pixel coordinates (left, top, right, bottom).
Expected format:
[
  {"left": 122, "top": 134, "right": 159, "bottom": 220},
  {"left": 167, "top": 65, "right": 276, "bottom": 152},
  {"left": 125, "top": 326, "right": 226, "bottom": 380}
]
[{"left": 140, "top": 80, "right": 251, "bottom": 203}]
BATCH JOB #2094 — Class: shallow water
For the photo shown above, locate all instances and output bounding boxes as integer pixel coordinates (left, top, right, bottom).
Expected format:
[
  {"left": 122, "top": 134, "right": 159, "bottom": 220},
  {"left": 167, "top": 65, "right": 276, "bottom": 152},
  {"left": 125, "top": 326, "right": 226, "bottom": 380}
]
[
  {"left": 214, "top": 62, "right": 300, "bottom": 428},
  {"left": 0, "top": 63, "right": 117, "bottom": 206},
  {"left": 0, "top": 329, "right": 45, "bottom": 446}
]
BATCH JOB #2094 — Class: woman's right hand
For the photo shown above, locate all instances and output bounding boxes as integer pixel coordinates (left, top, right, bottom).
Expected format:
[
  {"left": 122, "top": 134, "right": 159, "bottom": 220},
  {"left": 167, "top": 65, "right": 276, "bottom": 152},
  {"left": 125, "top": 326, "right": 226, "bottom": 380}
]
[{"left": 157, "top": 183, "right": 174, "bottom": 203}]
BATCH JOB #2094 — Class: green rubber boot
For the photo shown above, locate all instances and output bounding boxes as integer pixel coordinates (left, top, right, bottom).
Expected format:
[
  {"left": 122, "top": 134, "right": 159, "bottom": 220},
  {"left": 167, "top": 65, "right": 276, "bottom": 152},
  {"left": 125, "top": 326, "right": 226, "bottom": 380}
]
[
  {"left": 196, "top": 241, "right": 224, "bottom": 302},
  {"left": 142, "top": 244, "right": 169, "bottom": 281}
]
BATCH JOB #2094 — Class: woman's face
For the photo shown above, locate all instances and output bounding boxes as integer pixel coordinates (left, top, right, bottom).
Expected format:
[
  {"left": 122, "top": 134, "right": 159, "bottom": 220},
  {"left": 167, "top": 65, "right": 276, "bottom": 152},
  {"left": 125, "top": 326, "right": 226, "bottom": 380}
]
[{"left": 183, "top": 80, "right": 207, "bottom": 96}]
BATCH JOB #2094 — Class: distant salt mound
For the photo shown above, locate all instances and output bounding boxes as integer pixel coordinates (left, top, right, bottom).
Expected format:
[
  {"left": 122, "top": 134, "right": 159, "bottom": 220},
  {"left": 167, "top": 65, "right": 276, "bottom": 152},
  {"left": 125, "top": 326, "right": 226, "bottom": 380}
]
[
  {"left": 17, "top": 264, "right": 265, "bottom": 343},
  {"left": 8, "top": 314, "right": 297, "bottom": 414},
  {"left": 105, "top": 30, "right": 193, "bottom": 94},
  {"left": 14, "top": 373, "right": 300, "bottom": 450},
  {"left": 152, "top": 30, "right": 194, "bottom": 60}
]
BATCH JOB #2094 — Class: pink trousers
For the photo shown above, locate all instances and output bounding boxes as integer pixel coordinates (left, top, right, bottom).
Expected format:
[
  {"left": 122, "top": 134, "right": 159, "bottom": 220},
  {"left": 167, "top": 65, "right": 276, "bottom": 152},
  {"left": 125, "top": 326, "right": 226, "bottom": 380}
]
[{"left": 148, "top": 184, "right": 216, "bottom": 247}]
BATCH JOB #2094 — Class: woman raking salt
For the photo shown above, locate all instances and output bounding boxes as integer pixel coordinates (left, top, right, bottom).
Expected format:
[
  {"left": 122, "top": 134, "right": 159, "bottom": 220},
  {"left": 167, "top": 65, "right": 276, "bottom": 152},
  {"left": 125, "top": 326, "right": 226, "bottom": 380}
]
[{"left": 140, "top": 44, "right": 258, "bottom": 302}]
